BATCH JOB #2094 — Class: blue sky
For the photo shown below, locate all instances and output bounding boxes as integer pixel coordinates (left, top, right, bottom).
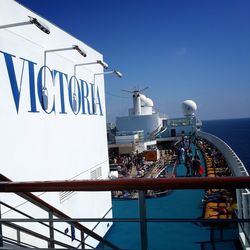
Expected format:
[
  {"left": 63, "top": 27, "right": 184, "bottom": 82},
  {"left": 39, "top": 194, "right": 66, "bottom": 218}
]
[{"left": 18, "top": 0, "right": 250, "bottom": 121}]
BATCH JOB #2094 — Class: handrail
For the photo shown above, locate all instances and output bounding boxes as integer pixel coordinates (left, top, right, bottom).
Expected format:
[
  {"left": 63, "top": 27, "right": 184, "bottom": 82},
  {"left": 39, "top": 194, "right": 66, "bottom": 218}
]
[
  {"left": 197, "top": 131, "right": 249, "bottom": 177},
  {"left": 1, "top": 217, "right": 250, "bottom": 223},
  {"left": 0, "top": 200, "right": 84, "bottom": 246},
  {"left": 0, "top": 174, "right": 119, "bottom": 250},
  {"left": 3, "top": 221, "right": 75, "bottom": 249},
  {"left": 0, "top": 176, "right": 250, "bottom": 192},
  {"left": 1, "top": 175, "right": 250, "bottom": 250}
]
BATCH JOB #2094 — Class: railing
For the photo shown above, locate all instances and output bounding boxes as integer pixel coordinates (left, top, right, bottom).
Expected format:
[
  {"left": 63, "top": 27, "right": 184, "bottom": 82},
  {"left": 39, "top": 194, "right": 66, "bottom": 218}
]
[
  {"left": 0, "top": 174, "right": 118, "bottom": 250},
  {"left": 1, "top": 177, "right": 250, "bottom": 249},
  {"left": 1, "top": 177, "right": 249, "bottom": 192},
  {"left": 197, "top": 131, "right": 248, "bottom": 177},
  {"left": 197, "top": 131, "right": 250, "bottom": 249},
  {"left": 0, "top": 200, "right": 100, "bottom": 249}
]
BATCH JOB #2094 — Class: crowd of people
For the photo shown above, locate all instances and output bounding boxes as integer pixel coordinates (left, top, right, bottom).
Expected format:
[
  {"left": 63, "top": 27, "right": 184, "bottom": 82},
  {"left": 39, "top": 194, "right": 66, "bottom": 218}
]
[
  {"left": 197, "top": 138, "right": 233, "bottom": 177},
  {"left": 109, "top": 150, "right": 175, "bottom": 199},
  {"left": 110, "top": 152, "right": 152, "bottom": 178},
  {"left": 176, "top": 136, "right": 204, "bottom": 177},
  {"left": 109, "top": 135, "right": 239, "bottom": 220},
  {"left": 196, "top": 137, "right": 237, "bottom": 219}
]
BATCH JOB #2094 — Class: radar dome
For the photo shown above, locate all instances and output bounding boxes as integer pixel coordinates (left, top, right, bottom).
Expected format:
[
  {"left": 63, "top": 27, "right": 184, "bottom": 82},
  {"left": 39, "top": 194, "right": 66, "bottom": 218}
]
[{"left": 182, "top": 100, "right": 197, "bottom": 116}]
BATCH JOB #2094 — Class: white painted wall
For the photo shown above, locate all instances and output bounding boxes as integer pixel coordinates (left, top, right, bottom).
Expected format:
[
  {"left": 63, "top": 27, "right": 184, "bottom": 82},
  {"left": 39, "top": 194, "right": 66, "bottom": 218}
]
[
  {"left": 115, "top": 134, "right": 139, "bottom": 144},
  {"left": 0, "top": 0, "right": 112, "bottom": 248},
  {"left": 116, "top": 113, "right": 161, "bottom": 139}
]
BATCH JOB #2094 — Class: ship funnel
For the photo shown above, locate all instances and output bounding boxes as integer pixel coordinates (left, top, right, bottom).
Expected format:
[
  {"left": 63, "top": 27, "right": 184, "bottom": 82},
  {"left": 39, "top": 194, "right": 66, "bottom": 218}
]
[{"left": 133, "top": 92, "right": 141, "bottom": 115}]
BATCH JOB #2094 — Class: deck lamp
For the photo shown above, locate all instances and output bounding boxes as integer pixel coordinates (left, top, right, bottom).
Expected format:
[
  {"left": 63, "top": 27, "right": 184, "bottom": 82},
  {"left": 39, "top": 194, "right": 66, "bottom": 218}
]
[
  {"left": 44, "top": 45, "right": 87, "bottom": 57},
  {"left": 74, "top": 60, "right": 109, "bottom": 76},
  {"left": 42, "top": 45, "right": 87, "bottom": 111},
  {"left": 113, "top": 70, "right": 123, "bottom": 78},
  {"left": 74, "top": 60, "right": 109, "bottom": 73},
  {"left": 72, "top": 60, "right": 108, "bottom": 112},
  {"left": 94, "top": 70, "right": 123, "bottom": 87},
  {"left": 97, "top": 60, "right": 109, "bottom": 69},
  {"left": 94, "top": 70, "right": 123, "bottom": 78},
  {"left": 0, "top": 16, "right": 50, "bottom": 34},
  {"left": 92, "top": 69, "right": 122, "bottom": 113},
  {"left": 72, "top": 45, "right": 87, "bottom": 57},
  {"left": 94, "top": 69, "right": 123, "bottom": 89}
]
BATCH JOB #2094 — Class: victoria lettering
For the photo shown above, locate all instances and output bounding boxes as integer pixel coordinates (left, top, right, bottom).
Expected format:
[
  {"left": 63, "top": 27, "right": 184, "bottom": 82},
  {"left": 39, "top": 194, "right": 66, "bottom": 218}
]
[{"left": 0, "top": 50, "right": 103, "bottom": 115}]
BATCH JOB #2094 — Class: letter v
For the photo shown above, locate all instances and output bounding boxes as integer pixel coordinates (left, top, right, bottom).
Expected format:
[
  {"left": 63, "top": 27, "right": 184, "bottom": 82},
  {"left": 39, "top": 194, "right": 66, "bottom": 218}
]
[{"left": 0, "top": 51, "right": 25, "bottom": 114}]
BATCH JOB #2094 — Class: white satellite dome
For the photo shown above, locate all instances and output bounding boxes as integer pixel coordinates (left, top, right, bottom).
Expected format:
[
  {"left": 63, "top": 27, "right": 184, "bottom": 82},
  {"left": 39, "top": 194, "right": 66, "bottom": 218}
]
[
  {"left": 140, "top": 94, "right": 154, "bottom": 107},
  {"left": 182, "top": 100, "right": 197, "bottom": 116}
]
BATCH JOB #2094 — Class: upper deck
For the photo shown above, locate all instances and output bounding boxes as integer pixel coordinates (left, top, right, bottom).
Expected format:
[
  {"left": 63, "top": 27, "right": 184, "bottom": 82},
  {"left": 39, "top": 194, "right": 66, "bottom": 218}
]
[{"left": 104, "top": 139, "right": 245, "bottom": 249}]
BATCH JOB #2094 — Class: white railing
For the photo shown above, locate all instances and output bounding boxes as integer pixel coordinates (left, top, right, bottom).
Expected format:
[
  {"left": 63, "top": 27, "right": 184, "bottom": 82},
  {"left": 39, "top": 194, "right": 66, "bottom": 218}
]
[{"left": 197, "top": 131, "right": 250, "bottom": 250}]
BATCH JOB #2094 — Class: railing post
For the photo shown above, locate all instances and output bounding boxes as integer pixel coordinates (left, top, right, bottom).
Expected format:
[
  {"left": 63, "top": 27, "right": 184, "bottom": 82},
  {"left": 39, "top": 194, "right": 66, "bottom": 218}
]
[
  {"left": 0, "top": 204, "right": 3, "bottom": 247},
  {"left": 48, "top": 211, "right": 55, "bottom": 248},
  {"left": 242, "top": 193, "right": 250, "bottom": 247},
  {"left": 80, "top": 231, "right": 85, "bottom": 249},
  {"left": 17, "top": 229, "right": 21, "bottom": 245},
  {"left": 138, "top": 190, "right": 148, "bottom": 250}
]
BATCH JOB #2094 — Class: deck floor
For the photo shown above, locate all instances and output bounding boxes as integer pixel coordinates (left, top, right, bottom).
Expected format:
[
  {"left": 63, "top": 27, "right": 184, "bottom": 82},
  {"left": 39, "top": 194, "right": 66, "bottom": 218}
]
[{"left": 103, "top": 150, "right": 240, "bottom": 250}]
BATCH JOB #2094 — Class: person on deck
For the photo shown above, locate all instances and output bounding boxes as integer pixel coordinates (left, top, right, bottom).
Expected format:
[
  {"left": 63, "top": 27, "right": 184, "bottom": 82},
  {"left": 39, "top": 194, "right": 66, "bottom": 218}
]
[
  {"left": 207, "top": 206, "right": 229, "bottom": 217},
  {"left": 192, "top": 155, "right": 201, "bottom": 176},
  {"left": 184, "top": 148, "right": 192, "bottom": 176}
]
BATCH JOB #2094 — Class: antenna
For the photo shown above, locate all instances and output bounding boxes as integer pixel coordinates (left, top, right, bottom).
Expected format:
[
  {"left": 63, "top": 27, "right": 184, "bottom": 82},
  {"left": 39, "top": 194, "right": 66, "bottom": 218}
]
[
  {"left": 121, "top": 86, "right": 149, "bottom": 94},
  {"left": 121, "top": 87, "right": 150, "bottom": 116}
]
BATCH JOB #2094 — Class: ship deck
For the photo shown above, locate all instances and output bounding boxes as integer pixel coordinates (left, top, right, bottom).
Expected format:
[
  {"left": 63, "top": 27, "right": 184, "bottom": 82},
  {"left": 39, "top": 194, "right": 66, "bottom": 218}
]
[{"left": 103, "top": 149, "right": 241, "bottom": 249}]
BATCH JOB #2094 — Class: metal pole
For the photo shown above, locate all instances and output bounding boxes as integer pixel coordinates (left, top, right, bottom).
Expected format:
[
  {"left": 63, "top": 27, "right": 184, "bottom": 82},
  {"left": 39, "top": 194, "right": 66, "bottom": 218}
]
[
  {"left": 17, "top": 229, "right": 21, "bottom": 245},
  {"left": 138, "top": 190, "right": 148, "bottom": 250},
  {"left": 48, "top": 211, "right": 55, "bottom": 248},
  {"left": 0, "top": 21, "right": 31, "bottom": 29},
  {"left": 80, "top": 231, "right": 85, "bottom": 249},
  {"left": 0, "top": 204, "right": 3, "bottom": 247},
  {"left": 242, "top": 193, "right": 250, "bottom": 247}
]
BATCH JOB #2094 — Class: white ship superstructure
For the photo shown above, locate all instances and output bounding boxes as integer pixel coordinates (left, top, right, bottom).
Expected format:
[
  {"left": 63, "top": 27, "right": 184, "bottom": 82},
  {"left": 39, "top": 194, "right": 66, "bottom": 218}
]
[
  {"left": 114, "top": 91, "right": 201, "bottom": 148},
  {"left": 1, "top": 1, "right": 250, "bottom": 250},
  {"left": 116, "top": 90, "right": 164, "bottom": 140},
  {"left": 0, "top": 0, "right": 116, "bottom": 248}
]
